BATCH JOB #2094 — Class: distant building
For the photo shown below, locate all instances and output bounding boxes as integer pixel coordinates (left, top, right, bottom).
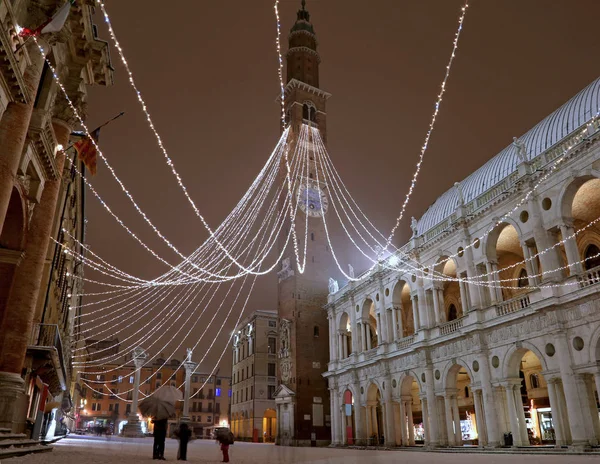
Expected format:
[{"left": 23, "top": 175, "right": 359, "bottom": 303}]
[
  {"left": 77, "top": 350, "right": 231, "bottom": 439},
  {"left": 188, "top": 370, "right": 232, "bottom": 439},
  {"left": 230, "top": 310, "right": 278, "bottom": 442}
]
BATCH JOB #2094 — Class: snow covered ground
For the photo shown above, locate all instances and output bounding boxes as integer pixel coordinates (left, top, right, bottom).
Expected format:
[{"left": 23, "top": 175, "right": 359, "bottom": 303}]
[{"left": 5, "top": 435, "right": 600, "bottom": 463}]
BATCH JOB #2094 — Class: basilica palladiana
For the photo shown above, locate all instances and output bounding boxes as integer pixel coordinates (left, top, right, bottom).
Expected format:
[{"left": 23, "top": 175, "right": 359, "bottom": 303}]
[{"left": 324, "top": 77, "right": 600, "bottom": 450}]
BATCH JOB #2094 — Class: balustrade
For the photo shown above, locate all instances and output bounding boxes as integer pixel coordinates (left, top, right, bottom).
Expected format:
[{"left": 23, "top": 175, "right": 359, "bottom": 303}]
[
  {"left": 577, "top": 265, "right": 600, "bottom": 288},
  {"left": 495, "top": 293, "right": 531, "bottom": 317},
  {"left": 439, "top": 317, "right": 464, "bottom": 336}
]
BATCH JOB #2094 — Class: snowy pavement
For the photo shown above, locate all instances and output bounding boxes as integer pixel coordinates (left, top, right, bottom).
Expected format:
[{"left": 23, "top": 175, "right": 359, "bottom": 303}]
[{"left": 4, "top": 435, "right": 600, "bottom": 463}]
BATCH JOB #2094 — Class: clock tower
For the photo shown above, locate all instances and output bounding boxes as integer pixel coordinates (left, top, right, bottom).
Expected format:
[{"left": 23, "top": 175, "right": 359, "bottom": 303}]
[{"left": 275, "top": 0, "right": 335, "bottom": 447}]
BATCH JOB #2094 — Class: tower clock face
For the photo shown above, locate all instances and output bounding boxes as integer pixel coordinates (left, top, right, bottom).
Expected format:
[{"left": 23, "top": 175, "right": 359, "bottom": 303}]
[{"left": 297, "top": 185, "right": 328, "bottom": 217}]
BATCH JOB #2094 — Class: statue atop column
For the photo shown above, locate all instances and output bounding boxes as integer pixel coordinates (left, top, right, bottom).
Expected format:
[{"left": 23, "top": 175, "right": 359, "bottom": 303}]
[{"left": 328, "top": 278, "right": 339, "bottom": 295}]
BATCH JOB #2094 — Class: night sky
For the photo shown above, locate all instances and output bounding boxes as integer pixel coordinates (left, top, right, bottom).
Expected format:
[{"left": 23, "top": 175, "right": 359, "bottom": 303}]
[{"left": 83, "top": 0, "right": 600, "bottom": 370}]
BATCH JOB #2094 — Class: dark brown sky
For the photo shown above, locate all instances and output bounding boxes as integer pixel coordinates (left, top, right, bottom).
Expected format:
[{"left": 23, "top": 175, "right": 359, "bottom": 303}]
[{"left": 83, "top": 0, "right": 600, "bottom": 369}]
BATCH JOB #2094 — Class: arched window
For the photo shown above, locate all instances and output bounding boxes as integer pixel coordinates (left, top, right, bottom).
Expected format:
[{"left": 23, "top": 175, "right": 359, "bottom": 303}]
[
  {"left": 302, "top": 103, "right": 317, "bottom": 122},
  {"left": 585, "top": 244, "right": 600, "bottom": 270},
  {"left": 447, "top": 304, "right": 458, "bottom": 321},
  {"left": 530, "top": 373, "right": 539, "bottom": 389},
  {"left": 517, "top": 268, "right": 528, "bottom": 288},
  {"left": 313, "top": 326, "right": 319, "bottom": 337}
]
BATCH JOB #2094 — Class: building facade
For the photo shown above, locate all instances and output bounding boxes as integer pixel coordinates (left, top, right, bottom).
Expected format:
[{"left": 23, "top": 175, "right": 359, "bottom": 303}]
[
  {"left": 79, "top": 352, "right": 231, "bottom": 439},
  {"left": 0, "top": 0, "right": 112, "bottom": 449},
  {"left": 231, "top": 310, "right": 278, "bottom": 442},
  {"left": 324, "top": 77, "right": 600, "bottom": 450},
  {"left": 275, "top": 0, "right": 334, "bottom": 447}
]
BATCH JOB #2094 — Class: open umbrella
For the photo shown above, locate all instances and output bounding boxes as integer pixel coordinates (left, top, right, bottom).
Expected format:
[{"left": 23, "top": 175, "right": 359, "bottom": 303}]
[
  {"left": 138, "top": 396, "right": 176, "bottom": 421},
  {"left": 138, "top": 386, "right": 183, "bottom": 420},
  {"left": 153, "top": 385, "right": 183, "bottom": 403}
]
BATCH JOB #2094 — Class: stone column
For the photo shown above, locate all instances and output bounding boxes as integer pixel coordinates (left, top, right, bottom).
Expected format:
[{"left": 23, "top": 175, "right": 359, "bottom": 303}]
[
  {"left": 421, "top": 398, "right": 430, "bottom": 446},
  {"left": 555, "top": 333, "right": 597, "bottom": 447},
  {"left": 490, "top": 262, "right": 503, "bottom": 302},
  {"left": 425, "top": 366, "right": 439, "bottom": 446},
  {"left": 473, "top": 389, "right": 487, "bottom": 447},
  {"left": 444, "top": 394, "right": 456, "bottom": 446},
  {"left": 342, "top": 334, "right": 348, "bottom": 358},
  {"left": 432, "top": 287, "right": 441, "bottom": 324},
  {"left": 546, "top": 379, "right": 565, "bottom": 447},
  {"left": 399, "top": 400, "right": 408, "bottom": 445},
  {"left": 338, "top": 332, "right": 344, "bottom": 360},
  {"left": 411, "top": 295, "right": 420, "bottom": 331},
  {"left": 451, "top": 395, "right": 461, "bottom": 445},
  {"left": 478, "top": 352, "right": 500, "bottom": 447},
  {"left": 436, "top": 396, "right": 448, "bottom": 446},
  {"left": 331, "top": 389, "right": 340, "bottom": 445},
  {"left": 354, "top": 390, "right": 366, "bottom": 445},
  {"left": 407, "top": 400, "right": 415, "bottom": 445},
  {"left": 383, "top": 377, "right": 395, "bottom": 446},
  {"left": 521, "top": 243, "right": 537, "bottom": 286},
  {"left": 391, "top": 306, "right": 398, "bottom": 341},
  {"left": 561, "top": 224, "right": 584, "bottom": 275},
  {"left": 485, "top": 262, "right": 498, "bottom": 304},
  {"left": 123, "top": 347, "right": 148, "bottom": 437},
  {"left": 182, "top": 355, "right": 198, "bottom": 422},
  {"left": 504, "top": 383, "right": 523, "bottom": 447},
  {"left": 514, "top": 386, "right": 529, "bottom": 445},
  {"left": 0, "top": 39, "right": 48, "bottom": 231},
  {"left": 366, "top": 323, "right": 372, "bottom": 351},
  {"left": 458, "top": 277, "right": 468, "bottom": 314},
  {"left": 365, "top": 405, "right": 372, "bottom": 441},
  {"left": 417, "top": 286, "right": 429, "bottom": 328}
]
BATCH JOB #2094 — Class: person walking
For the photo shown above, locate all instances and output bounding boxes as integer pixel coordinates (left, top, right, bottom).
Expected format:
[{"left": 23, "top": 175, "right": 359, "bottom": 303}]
[
  {"left": 152, "top": 418, "right": 168, "bottom": 460},
  {"left": 217, "top": 430, "right": 234, "bottom": 463},
  {"left": 176, "top": 422, "right": 191, "bottom": 461}
]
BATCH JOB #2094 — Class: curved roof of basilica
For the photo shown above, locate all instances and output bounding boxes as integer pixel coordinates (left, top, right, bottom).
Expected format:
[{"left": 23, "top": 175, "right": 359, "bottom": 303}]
[{"left": 416, "top": 76, "right": 600, "bottom": 236}]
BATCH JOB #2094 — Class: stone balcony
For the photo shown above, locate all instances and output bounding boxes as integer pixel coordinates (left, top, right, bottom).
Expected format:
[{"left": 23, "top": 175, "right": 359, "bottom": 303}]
[{"left": 27, "top": 323, "right": 69, "bottom": 396}]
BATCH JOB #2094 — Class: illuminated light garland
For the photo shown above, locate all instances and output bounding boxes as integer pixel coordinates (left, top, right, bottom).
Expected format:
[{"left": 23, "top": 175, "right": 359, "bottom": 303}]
[
  {"left": 80, "top": 190, "right": 276, "bottom": 392},
  {"left": 382, "top": 1, "right": 470, "bottom": 256},
  {"left": 75, "top": 151, "right": 301, "bottom": 365},
  {"left": 96, "top": 2, "right": 298, "bottom": 280},
  {"left": 274, "top": 0, "right": 286, "bottom": 128}
]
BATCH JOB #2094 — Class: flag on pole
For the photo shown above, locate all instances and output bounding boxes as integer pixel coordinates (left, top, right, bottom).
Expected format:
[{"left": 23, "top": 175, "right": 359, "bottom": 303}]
[
  {"left": 74, "top": 128, "right": 100, "bottom": 176},
  {"left": 19, "top": 0, "right": 74, "bottom": 37}
]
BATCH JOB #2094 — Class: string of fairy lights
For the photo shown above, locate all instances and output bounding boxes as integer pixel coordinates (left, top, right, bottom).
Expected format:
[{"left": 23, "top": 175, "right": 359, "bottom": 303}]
[{"left": 26, "top": 0, "right": 600, "bottom": 405}]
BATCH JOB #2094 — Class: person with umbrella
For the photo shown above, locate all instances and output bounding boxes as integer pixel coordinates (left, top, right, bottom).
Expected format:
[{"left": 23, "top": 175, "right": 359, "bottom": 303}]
[
  {"left": 152, "top": 417, "right": 168, "bottom": 460},
  {"left": 139, "top": 386, "right": 183, "bottom": 461}
]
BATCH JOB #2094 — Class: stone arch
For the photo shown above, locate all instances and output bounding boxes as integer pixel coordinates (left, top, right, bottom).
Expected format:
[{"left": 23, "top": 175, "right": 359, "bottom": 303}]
[
  {"left": 558, "top": 173, "right": 600, "bottom": 220},
  {"left": 559, "top": 174, "right": 600, "bottom": 273},
  {"left": 486, "top": 220, "right": 529, "bottom": 300},
  {"left": 360, "top": 297, "right": 378, "bottom": 349},
  {"left": 392, "top": 279, "right": 414, "bottom": 337},
  {"left": 0, "top": 186, "right": 26, "bottom": 251},
  {"left": 433, "top": 255, "right": 462, "bottom": 322},
  {"left": 503, "top": 342, "right": 549, "bottom": 379},
  {"left": 589, "top": 324, "right": 600, "bottom": 363},
  {"left": 337, "top": 311, "right": 352, "bottom": 358},
  {"left": 443, "top": 359, "right": 475, "bottom": 390},
  {"left": 365, "top": 381, "right": 384, "bottom": 445},
  {"left": 398, "top": 371, "right": 423, "bottom": 396}
]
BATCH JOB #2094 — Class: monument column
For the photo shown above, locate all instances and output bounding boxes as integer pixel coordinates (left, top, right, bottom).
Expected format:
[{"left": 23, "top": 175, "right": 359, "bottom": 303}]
[
  {"left": 181, "top": 349, "right": 198, "bottom": 423},
  {"left": 123, "top": 347, "right": 147, "bottom": 437}
]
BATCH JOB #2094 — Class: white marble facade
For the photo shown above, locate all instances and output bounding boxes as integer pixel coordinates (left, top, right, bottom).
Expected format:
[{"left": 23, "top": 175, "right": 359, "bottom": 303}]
[{"left": 324, "top": 77, "right": 600, "bottom": 449}]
